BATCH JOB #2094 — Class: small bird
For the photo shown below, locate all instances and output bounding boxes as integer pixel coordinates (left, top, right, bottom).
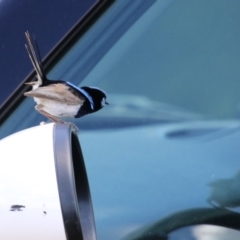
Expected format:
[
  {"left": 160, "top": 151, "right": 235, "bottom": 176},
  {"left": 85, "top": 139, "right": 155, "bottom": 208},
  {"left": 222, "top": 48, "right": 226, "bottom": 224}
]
[{"left": 24, "top": 31, "right": 108, "bottom": 127}]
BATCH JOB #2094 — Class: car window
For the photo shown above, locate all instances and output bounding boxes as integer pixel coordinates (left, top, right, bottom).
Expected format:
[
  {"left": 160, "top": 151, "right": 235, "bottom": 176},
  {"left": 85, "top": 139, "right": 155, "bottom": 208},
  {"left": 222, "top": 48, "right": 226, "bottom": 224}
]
[
  {"left": 0, "top": 0, "right": 96, "bottom": 105},
  {"left": 1, "top": 0, "right": 240, "bottom": 240}
]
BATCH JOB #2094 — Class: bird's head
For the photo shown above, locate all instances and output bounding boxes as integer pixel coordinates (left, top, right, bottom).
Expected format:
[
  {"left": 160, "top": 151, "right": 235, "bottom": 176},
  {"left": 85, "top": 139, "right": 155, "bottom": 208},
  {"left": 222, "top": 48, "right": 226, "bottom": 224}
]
[{"left": 81, "top": 86, "right": 109, "bottom": 113}]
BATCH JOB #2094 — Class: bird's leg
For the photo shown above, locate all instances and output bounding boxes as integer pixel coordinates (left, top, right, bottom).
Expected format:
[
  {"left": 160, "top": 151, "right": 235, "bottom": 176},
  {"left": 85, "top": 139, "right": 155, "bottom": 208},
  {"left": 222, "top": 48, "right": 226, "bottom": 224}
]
[
  {"left": 35, "top": 105, "right": 79, "bottom": 132},
  {"left": 35, "top": 105, "right": 64, "bottom": 123},
  {"left": 63, "top": 122, "right": 79, "bottom": 133}
]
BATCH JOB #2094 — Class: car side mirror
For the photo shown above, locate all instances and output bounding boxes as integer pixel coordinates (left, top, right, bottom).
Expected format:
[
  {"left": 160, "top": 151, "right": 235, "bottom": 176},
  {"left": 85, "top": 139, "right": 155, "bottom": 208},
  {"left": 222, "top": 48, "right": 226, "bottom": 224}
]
[{"left": 0, "top": 123, "right": 96, "bottom": 240}]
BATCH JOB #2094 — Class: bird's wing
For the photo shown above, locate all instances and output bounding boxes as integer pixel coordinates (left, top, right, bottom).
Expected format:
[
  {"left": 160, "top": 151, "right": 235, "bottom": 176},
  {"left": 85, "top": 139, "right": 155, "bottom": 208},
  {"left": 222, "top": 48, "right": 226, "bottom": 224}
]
[
  {"left": 25, "top": 31, "right": 46, "bottom": 86},
  {"left": 24, "top": 83, "right": 85, "bottom": 105}
]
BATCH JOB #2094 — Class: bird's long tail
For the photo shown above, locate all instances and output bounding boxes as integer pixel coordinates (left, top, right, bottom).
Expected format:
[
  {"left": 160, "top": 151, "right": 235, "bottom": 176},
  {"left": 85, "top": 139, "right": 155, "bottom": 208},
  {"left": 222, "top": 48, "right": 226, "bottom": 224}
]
[{"left": 25, "top": 31, "right": 47, "bottom": 86}]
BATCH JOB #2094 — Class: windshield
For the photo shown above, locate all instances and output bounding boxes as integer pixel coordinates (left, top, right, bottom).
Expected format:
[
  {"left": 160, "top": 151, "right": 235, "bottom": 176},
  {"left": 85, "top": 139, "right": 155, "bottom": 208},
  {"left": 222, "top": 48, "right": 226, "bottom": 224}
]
[{"left": 1, "top": 1, "right": 240, "bottom": 240}]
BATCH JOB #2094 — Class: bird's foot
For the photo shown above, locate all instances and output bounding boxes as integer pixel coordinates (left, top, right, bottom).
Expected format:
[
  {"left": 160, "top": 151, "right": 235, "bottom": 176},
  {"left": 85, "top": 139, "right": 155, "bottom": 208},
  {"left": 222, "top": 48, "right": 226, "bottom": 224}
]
[{"left": 63, "top": 122, "right": 79, "bottom": 133}]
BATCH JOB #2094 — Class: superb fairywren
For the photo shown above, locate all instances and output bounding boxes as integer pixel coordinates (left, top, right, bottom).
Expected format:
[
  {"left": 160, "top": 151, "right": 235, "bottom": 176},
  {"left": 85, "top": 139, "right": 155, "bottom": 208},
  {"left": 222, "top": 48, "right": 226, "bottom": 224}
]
[{"left": 24, "top": 31, "right": 108, "bottom": 125}]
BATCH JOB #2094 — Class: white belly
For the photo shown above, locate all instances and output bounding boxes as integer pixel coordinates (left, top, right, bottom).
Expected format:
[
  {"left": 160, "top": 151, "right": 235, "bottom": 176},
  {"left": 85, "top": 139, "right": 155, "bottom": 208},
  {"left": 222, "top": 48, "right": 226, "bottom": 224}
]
[{"left": 34, "top": 97, "right": 81, "bottom": 118}]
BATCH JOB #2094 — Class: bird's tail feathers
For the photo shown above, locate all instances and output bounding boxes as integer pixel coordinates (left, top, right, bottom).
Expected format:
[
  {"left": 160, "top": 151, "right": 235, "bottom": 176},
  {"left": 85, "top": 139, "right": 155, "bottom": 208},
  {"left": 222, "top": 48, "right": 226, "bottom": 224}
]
[{"left": 25, "top": 31, "right": 46, "bottom": 86}]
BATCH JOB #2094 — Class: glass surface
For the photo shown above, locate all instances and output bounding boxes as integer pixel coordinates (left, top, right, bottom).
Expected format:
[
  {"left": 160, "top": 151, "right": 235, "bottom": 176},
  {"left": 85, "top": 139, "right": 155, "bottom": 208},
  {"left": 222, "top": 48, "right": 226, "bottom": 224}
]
[
  {"left": 169, "top": 225, "right": 240, "bottom": 240},
  {"left": 1, "top": 0, "right": 240, "bottom": 239}
]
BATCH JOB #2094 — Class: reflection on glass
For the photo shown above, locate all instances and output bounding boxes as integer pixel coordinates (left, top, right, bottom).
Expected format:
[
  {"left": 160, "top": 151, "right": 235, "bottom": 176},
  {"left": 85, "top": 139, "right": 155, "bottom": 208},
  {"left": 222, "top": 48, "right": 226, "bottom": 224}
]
[
  {"left": 192, "top": 225, "right": 240, "bottom": 240},
  {"left": 208, "top": 171, "right": 240, "bottom": 208},
  {"left": 169, "top": 225, "right": 240, "bottom": 240},
  {"left": 1, "top": 1, "right": 240, "bottom": 240}
]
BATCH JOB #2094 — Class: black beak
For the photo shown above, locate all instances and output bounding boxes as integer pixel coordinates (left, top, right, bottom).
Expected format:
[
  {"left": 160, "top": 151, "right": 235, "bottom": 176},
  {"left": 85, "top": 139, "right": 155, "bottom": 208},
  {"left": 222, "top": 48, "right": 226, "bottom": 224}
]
[{"left": 105, "top": 101, "right": 109, "bottom": 105}]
